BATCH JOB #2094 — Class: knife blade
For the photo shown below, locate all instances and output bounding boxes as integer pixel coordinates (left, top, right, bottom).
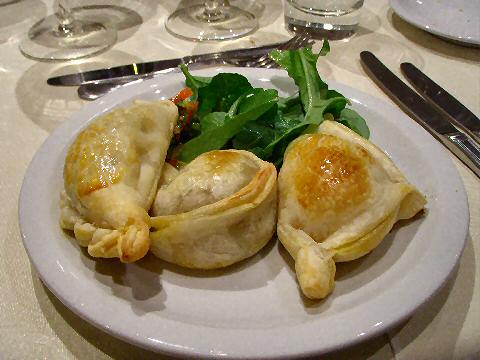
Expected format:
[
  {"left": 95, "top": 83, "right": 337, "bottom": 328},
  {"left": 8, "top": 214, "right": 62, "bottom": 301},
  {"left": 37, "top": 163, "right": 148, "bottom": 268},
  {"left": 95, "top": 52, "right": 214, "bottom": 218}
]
[
  {"left": 401, "top": 62, "right": 480, "bottom": 144},
  {"left": 47, "top": 42, "right": 283, "bottom": 86},
  {"left": 360, "top": 50, "right": 480, "bottom": 178}
]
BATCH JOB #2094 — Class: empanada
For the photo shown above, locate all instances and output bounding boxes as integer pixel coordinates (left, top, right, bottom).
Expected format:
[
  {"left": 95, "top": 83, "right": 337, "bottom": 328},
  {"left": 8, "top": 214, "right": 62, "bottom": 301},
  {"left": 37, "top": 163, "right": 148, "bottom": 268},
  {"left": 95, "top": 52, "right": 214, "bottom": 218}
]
[
  {"left": 150, "top": 150, "right": 277, "bottom": 269},
  {"left": 277, "top": 120, "right": 426, "bottom": 299},
  {"left": 60, "top": 100, "right": 178, "bottom": 263}
]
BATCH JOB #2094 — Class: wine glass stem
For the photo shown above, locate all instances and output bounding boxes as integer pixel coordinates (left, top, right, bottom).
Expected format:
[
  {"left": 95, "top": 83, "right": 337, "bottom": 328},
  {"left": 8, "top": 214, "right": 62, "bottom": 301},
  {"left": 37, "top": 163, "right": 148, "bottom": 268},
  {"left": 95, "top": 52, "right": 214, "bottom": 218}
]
[
  {"left": 55, "top": 0, "right": 75, "bottom": 34},
  {"left": 203, "top": 0, "right": 226, "bottom": 21}
]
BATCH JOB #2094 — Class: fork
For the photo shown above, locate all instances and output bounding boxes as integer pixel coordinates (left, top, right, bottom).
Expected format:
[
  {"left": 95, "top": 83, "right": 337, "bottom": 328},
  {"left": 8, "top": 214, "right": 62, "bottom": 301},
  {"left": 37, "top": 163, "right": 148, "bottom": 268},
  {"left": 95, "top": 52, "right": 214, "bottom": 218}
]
[
  {"left": 228, "top": 33, "right": 313, "bottom": 68},
  {"left": 245, "top": 34, "right": 313, "bottom": 68},
  {"left": 77, "top": 34, "right": 314, "bottom": 101}
]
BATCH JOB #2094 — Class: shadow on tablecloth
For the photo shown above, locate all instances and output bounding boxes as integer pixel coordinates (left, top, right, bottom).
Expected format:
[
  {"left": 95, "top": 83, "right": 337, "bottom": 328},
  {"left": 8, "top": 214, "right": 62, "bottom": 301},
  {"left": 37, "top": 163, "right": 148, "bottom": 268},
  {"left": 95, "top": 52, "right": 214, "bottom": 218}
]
[
  {"left": 0, "top": 0, "right": 46, "bottom": 44},
  {"left": 14, "top": 49, "right": 143, "bottom": 133},
  {"left": 387, "top": 234, "right": 476, "bottom": 358}
]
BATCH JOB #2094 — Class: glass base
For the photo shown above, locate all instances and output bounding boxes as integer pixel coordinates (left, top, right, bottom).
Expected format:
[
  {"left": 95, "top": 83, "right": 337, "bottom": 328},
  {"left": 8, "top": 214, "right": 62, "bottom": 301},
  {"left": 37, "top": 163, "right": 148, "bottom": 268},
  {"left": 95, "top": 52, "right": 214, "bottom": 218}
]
[
  {"left": 165, "top": 4, "right": 258, "bottom": 41},
  {"left": 284, "top": 0, "right": 361, "bottom": 40},
  {"left": 19, "top": 10, "right": 117, "bottom": 61},
  {"left": 286, "top": 19, "right": 357, "bottom": 40}
]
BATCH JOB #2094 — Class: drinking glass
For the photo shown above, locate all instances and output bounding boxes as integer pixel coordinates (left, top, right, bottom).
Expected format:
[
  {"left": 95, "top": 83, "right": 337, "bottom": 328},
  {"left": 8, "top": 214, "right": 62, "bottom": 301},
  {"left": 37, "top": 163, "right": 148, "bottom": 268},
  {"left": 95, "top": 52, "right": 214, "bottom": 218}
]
[
  {"left": 285, "top": 0, "right": 364, "bottom": 39},
  {"left": 165, "top": 0, "right": 258, "bottom": 41},
  {"left": 19, "top": 0, "right": 117, "bottom": 61}
]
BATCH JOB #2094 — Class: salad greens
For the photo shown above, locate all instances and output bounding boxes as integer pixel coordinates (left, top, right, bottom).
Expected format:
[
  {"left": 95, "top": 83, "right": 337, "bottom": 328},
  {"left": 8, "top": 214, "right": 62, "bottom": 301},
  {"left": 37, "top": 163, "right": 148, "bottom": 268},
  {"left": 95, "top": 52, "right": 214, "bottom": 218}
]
[{"left": 171, "top": 42, "right": 369, "bottom": 166}]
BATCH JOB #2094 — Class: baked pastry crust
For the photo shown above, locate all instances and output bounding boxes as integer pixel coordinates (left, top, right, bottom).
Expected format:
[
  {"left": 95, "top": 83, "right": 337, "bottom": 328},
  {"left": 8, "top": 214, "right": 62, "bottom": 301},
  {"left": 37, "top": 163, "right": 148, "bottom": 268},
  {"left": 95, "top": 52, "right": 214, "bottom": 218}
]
[
  {"left": 277, "top": 120, "right": 426, "bottom": 299},
  {"left": 150, "top": 150, "right": 277, "bottom": 269},
  {"left": 60, "top": 100, "right": 178, "bottom": 262}
]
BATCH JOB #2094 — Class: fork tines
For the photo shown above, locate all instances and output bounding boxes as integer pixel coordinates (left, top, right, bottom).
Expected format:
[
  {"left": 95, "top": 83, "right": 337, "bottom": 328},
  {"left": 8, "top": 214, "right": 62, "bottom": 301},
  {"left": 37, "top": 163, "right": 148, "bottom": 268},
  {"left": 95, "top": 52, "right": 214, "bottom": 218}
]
[{"left": 244, "top": 34, "right": 314, "bottom": 69}]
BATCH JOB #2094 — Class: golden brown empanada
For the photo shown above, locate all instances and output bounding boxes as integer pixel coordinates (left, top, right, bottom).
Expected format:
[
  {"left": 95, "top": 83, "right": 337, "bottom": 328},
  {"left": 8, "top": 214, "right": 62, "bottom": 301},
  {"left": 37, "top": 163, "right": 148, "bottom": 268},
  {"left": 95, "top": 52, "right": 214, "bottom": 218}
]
[
  {"left": 150, "top": 150, "right": 277, "bottom": 269},
  {"left": 60, "top": 100, "right": 178, "bottom": 263},
  {"left": 277, "top": 120, "right": 426, "bottom": 299}
]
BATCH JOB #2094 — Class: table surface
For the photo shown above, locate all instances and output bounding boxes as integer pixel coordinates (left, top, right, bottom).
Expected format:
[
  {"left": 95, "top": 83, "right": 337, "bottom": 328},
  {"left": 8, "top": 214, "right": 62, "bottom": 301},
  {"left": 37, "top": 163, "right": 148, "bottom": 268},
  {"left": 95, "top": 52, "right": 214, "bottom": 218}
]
[{"left": 1, "top": 0, "right": 479, "bottom": 359}]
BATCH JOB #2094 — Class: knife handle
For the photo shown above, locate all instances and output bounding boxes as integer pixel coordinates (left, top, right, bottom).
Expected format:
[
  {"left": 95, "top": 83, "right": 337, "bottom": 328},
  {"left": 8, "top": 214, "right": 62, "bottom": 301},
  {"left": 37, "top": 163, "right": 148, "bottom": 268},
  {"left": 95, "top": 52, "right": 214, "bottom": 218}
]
[{"left": 445, "top": 132, "right": 480, "bottom": 178}]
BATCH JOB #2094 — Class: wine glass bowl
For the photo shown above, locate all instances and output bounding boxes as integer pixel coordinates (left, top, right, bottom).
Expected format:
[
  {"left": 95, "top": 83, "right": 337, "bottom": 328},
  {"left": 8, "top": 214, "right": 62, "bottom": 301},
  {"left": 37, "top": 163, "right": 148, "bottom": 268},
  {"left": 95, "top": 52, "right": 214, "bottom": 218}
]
[{"left": 165, "top": 0, "right": 258, "bottom": 41}]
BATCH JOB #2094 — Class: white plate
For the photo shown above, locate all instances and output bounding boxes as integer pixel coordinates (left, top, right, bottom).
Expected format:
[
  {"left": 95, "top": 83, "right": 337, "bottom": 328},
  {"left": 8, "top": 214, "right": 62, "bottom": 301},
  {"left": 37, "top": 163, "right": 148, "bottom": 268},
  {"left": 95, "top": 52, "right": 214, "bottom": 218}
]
[
  {"left": 19, "top": 67, "right": 469, "bottom": 358},
  {"left": 390, "top": 0, "right": 480, "bottom": 46}
]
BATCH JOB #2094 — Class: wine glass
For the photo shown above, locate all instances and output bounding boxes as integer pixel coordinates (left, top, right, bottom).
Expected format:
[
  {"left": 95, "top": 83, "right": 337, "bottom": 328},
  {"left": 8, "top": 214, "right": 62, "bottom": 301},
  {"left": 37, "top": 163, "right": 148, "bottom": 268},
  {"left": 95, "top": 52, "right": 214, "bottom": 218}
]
[
  {"left": 165, "top": 0, "right": 258, "bottom": 41},
  {"left": 19, "top": 0, "right": 117, "bottom": 61}
]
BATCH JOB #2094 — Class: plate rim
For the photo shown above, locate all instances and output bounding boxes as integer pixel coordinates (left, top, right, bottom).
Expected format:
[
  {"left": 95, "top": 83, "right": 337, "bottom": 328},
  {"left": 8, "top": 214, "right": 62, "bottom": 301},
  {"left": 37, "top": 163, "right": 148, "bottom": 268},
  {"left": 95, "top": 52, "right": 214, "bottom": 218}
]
[
  {"left": 389, "top": 0, "right": 480, "bottom": 46},
  {"left": 18, "top": 67, "right": 469, "bottom": 358}
]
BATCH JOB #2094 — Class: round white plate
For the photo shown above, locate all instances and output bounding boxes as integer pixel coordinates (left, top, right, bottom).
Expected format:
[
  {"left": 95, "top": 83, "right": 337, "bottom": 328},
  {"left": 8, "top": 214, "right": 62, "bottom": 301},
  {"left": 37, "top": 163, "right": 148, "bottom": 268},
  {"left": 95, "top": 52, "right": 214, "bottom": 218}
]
[
  {"left": 390, "top": 0, "right": 480, "bottom": 46},
  {"left": 19, "top": 67, "right": 468, "bottom": 358}
]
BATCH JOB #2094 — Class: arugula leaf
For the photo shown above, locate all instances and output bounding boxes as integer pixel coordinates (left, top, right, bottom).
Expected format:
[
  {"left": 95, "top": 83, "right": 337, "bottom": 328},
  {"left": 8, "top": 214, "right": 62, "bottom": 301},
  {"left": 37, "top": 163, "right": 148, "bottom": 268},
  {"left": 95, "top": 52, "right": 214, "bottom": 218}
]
[
  {"left": 268, "top": 44, "right": 370, "bottom": 160},
  {"left": 232, "top": 122, "right": 276, "bottom": 150},
  {"left": 270, "top": 46, "right": 347, "bottom": 127},
  {"left": 180, "top": 64, "right": 211, "bottom": 100},
  {"left": 197, "top": 73, "right": 253, "bottom": 119},
  {"left": 278, "top": 94, "right": 301, "bottom": 109},
  {"left": 177, "top": 88, "right": 279, "bottom": 162},
  {"left": 265, "top": 123, "right": 307, "bottom": 166},
  {"left": 275, "top": 113, "right": 303, "bottom": 133},
  {"left": 232, "top": 103, "right": 301, "bottom": 161},
  {"left": 337, "top": 108, "right": 370, "bottom": 139},
  {"left": 235, "top": 88, "right": 278, "bottom": 114},
  {"left": 200, "top": 112, "right": 227, "bottom": 132},
  {"left": 177, "top": 45, "right": 370, "bottom": 166},
  {"left": 319, "top": 39, "right": 330, "bottom": 56}
]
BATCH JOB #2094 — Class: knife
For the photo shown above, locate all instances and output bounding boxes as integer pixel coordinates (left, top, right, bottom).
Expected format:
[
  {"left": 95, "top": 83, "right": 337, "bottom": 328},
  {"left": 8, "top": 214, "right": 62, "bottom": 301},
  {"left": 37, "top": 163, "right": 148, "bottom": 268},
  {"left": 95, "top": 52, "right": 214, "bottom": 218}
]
[
  {"left": 360, "top": 51, "right": 480, "bottom": 178},
  {"left": 401, "top": 62, "right": 480, "bottom": 144},
  {"left": 47, "top": 42, "right": 285, "bottom": 86}
]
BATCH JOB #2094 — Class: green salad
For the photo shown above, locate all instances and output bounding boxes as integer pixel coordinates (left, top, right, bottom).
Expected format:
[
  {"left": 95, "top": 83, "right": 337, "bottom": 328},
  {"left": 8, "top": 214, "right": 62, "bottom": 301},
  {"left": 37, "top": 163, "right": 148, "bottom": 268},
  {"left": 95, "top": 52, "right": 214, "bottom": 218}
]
[{"left": 168, "top": 41, "right": 369, "bottom": 167}]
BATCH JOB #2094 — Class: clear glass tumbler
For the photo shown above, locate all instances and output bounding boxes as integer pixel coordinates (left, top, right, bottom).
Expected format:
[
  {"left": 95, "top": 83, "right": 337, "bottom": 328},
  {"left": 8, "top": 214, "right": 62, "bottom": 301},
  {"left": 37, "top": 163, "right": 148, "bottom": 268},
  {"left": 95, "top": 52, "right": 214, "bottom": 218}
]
[{"left": 284, "top": 0, "right": 364, "bottom": 39}]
